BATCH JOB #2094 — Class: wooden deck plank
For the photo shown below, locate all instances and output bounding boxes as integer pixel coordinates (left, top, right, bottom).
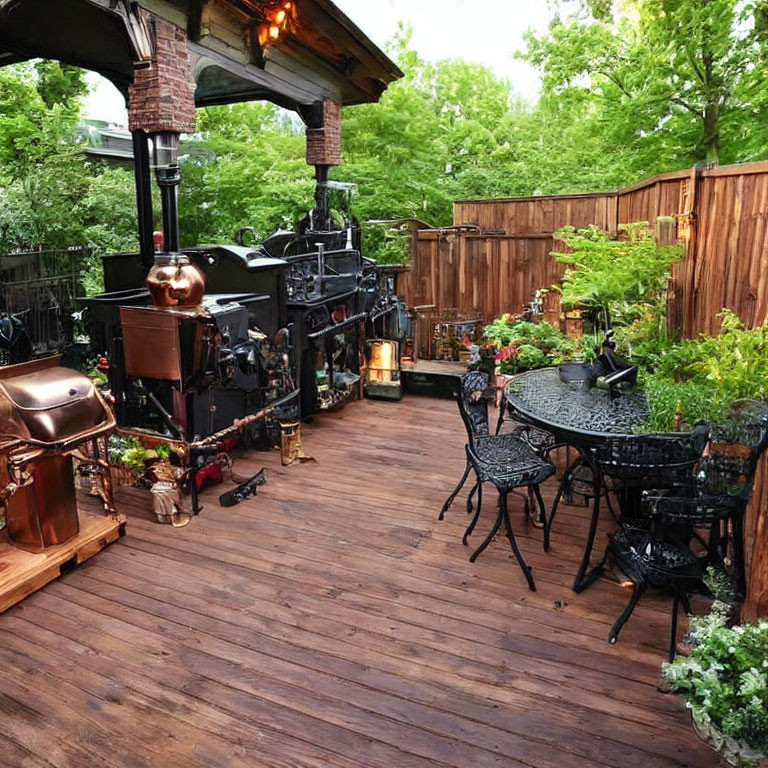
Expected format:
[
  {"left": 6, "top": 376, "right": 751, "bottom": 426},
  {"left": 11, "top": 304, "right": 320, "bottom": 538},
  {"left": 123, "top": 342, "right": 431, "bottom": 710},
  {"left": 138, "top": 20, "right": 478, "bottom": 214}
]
[{"left": 0, "top": 395, "right": 722, "bottom": 767}]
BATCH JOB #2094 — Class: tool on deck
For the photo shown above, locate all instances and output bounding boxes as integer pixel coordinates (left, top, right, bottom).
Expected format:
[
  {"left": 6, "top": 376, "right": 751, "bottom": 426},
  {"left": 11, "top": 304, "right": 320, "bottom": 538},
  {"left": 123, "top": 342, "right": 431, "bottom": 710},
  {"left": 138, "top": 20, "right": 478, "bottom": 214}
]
[{"left": 218, "top": 468, "right": 267, "bottom": 507}]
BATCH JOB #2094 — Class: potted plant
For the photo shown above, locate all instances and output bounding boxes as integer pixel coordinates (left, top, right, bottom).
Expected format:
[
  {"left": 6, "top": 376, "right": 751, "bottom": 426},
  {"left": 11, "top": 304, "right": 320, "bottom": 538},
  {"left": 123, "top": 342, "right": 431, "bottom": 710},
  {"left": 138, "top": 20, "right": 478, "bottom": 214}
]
[{"left": 662, "top": 580, "right": 768, "bottom": 767}]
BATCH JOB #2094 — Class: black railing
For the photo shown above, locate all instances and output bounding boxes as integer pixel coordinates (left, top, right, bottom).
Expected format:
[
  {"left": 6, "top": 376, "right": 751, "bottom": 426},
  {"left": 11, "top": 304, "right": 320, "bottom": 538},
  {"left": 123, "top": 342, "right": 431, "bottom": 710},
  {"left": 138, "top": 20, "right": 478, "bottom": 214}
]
[{"left": 0, "top": 248, "right": 90, "bottom": 355}]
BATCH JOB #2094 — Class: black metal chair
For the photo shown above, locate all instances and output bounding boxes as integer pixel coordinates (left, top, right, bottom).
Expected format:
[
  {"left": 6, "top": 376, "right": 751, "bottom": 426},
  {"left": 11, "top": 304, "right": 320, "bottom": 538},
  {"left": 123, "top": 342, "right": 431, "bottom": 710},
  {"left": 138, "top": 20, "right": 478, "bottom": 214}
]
[
  {"left": 442, "top": 372, "right": 555, "bottom": 590},
  {"left": 604, "top": 401, "right": 768, "bottom": 660},
  {"left": 439, "top": 371, "right": 492, "bottom": 521},
  {"left": 495, "top": 391, "right": 564, "bottom": 528},
  {"left": 554, "top": 426, "right": 711, "bottom": 593}
]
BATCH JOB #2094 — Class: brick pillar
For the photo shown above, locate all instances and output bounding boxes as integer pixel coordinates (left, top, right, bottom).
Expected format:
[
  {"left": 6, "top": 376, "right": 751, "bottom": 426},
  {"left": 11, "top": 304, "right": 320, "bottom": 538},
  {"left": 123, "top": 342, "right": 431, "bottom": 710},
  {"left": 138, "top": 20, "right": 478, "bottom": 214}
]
[
  {"left": 128, "top": 17, "right": 196, "bottom": 134},
  {"left": 305, "top": 99, "right": 341, "bottom": 167}
]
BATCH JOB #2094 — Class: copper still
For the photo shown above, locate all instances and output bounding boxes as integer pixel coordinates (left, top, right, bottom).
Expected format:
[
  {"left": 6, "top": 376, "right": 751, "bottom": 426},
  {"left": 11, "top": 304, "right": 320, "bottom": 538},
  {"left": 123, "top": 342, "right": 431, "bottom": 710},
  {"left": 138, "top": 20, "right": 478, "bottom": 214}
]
[{"left": 0, "top": 356, "right": 116, "bottom": 550}]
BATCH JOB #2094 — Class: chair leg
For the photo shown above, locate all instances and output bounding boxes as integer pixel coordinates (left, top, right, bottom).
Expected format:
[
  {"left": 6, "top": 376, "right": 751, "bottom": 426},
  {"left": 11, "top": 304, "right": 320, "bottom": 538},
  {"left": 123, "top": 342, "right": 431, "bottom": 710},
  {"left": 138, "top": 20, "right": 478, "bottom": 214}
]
[
  {"left": 462, "top": 482, "right": 484, "bottom": 545},
  {"left": 604, "top": 485, "right": 620, "bottom": 524},
  {"left": 548, "top": 455, "right": 583, "bottom": 543},
  {"left": 732, "top": 510, "right": 747, "bottom": 600},
  {"left": 608, "top": 582, "right": 648, "bottom": 645},
  {"left": 469, "top": 500, "right": 503, "bottom": 563},
  {"left": 439, "top": 461, "right": 470, "bottom": 520},
  {"left": 573, "top": 464, "right": 606, "bottom": 593},
  {"left": 547, "top": 481, "right": 566, "bottom": 545},
  {"left": 531, "top": 484, "right": 549, "bottom": 551},
  {"left": 669, "top": 593, "right": 681, "bottom": 664},
  {"left": 501, "top": 492, "right": 536, "bottom": 591},
  {"left": 467, "top": 483, "right": 482, "bottom": 515},
  {"left": 494, "top": 402, "right": 505, "bottom": 435}
]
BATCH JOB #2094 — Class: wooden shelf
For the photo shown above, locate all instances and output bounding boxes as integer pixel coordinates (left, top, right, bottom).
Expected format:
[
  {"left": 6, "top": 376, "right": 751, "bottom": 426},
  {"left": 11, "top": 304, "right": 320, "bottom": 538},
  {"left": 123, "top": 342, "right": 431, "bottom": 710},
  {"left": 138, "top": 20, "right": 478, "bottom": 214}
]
[{"left": 0, "top": 508, "right": 126, "bottom": 613}]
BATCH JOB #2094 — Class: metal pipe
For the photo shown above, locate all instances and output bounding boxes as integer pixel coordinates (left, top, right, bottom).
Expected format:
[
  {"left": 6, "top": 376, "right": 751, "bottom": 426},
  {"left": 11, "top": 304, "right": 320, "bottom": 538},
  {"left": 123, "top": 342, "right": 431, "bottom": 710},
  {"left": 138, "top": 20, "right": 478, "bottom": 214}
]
[
  {"left": 131, "top": 130, "right": 155, "bottom": 266},
  {"left": 314, "top": 164, "right": 329, "bottom": 230},
  {"left": 152, "top": 132, "right": 181, "bottom": 253}
]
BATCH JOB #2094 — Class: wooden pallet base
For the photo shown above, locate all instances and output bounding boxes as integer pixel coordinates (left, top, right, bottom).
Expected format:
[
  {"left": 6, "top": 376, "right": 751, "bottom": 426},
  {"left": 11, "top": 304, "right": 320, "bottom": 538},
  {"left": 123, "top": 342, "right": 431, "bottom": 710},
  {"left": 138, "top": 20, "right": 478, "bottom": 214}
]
[{"left": 0, "top": 509, "right": 126, "bottom": 613}]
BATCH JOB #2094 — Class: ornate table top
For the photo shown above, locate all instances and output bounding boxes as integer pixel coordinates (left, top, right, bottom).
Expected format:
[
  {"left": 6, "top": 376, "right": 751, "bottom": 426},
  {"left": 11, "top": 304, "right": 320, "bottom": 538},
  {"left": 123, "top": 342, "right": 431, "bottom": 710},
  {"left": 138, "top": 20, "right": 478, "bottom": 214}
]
[{"left": 504, "top": 367, "right": 650, "bottom": 442}]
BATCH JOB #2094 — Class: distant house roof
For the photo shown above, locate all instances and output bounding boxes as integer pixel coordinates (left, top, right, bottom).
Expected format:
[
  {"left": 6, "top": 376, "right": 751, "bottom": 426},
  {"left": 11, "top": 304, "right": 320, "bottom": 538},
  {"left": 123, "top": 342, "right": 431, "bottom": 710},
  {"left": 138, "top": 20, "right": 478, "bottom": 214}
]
[{"left": 0, "top": 0, "right": 402, "bottom": 111}]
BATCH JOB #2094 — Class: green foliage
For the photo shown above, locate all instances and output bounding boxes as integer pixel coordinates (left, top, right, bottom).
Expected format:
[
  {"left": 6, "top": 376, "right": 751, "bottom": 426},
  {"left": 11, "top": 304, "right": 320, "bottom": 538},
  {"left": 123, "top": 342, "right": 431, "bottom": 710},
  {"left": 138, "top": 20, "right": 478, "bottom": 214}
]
[
  {"left": 552, "top": 222, "right": 682, "bottom": 312},
  {"left": 0, "top": 63, "right": 138, "bottom": 289},
  {"left": 484, "top": 316, "right": 576, "bottom": 373},
  {"left": 523, "top": 0, "right": 768, "bottom": 167},
  {"left": 663, "top": 601, "right": 768, "bottom": 761},
  {"left": 637, "top": 310, "right": 768, "bottom": 430},
  {"left": 107, "top": 434, "right": 169, "bottom": 475}
]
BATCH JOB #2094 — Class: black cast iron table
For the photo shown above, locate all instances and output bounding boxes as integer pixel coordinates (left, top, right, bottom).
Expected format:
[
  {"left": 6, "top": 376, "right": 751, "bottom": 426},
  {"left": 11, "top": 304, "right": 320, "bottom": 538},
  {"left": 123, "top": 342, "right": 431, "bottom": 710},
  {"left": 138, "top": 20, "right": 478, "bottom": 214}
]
[{"left": 504, "top": 367, "right": 655, "bottom": 592}]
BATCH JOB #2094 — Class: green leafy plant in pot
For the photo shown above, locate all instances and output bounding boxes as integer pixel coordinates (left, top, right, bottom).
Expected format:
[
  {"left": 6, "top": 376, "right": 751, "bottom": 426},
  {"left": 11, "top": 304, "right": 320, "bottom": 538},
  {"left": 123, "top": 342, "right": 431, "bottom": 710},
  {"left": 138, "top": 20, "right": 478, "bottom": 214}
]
[{"left": 662, "top": 571, "right": 768, "bottom": 767}]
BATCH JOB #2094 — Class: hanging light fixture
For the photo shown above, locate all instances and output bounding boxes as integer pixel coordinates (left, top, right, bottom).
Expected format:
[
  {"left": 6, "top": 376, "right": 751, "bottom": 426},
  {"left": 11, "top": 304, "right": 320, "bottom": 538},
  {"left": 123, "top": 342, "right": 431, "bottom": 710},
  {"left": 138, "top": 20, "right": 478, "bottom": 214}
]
[{"left": 256, "top": 0, "right": 296, "bottom": 47}]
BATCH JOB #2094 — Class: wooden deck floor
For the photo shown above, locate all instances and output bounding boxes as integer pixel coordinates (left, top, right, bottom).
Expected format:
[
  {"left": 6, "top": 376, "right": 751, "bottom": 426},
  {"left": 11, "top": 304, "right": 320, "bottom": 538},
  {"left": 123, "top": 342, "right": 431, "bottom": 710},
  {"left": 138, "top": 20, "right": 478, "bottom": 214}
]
[{"left": 0, "top": 395, "right": 723, "bottom": 768}]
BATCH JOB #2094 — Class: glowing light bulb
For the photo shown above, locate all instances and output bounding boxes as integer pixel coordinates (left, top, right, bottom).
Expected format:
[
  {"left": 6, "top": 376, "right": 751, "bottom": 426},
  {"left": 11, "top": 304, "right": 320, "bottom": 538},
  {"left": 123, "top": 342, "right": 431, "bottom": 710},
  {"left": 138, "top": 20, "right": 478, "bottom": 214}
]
[
  {"left": 276, "top": 9, "right": 286, "bottom": 22},
  {"left": 269, "top": 25, "right": 280, "bottom": 39}
]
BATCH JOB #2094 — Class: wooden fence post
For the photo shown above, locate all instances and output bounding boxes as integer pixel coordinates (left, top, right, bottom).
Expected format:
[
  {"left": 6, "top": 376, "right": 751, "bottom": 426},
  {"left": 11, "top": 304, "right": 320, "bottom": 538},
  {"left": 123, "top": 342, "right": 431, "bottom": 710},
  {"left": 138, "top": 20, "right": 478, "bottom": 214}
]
[{"left": 743, "top": 455, "right": 768, "bottom": 621}]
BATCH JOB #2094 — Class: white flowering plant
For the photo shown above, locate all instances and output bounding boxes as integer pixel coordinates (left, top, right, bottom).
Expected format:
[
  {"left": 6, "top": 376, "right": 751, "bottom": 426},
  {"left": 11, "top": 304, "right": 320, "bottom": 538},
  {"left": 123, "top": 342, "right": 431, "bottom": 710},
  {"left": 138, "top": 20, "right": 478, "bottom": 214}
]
[{"left": 662, "top": 596, "right": 768, "bottom": 763}]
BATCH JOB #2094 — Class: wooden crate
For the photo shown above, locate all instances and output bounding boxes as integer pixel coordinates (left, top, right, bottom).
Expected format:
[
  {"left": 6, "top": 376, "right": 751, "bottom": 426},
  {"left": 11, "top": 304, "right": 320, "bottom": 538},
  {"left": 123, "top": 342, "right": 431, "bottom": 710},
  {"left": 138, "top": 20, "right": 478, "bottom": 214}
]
[{"left": 0, "top": 509, "right": 126, "bottom": 613}]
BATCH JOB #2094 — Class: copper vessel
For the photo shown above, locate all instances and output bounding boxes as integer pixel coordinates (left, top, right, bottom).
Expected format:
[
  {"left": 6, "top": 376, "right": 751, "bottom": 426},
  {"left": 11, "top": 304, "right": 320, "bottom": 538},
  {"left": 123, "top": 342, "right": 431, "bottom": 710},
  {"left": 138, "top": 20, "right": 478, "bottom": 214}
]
[
  {"left": 0, "top": 357, "right": 117, "bottom": 550},
  {"left": 4, "top": 454, "right": 79, "bottom": 549},
  {"left": 146, "top": 253, "right": 205, "bottom": 308}
]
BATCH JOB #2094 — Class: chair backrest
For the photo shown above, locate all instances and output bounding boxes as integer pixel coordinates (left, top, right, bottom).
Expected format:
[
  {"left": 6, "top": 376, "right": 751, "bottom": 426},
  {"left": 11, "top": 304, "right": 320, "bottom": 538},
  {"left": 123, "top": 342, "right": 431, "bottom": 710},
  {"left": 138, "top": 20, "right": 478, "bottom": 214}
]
[
  {"left": 701, "top": 400, "right": 768, "bottom": 498},
  {"left": 591, "top": 424, "right": 710, "bottom": 488},
  {"left": 455, "top": 370, "right": 491, "bottom": 446}
]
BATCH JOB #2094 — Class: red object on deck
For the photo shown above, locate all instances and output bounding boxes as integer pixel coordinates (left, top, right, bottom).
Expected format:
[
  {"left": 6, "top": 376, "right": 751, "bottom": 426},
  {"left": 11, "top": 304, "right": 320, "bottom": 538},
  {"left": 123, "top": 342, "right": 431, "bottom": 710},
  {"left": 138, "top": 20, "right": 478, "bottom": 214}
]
[
  {"left": 153, "top": 230, "right": 164, "bottom": 251},
  {"left": 195, "top": 461, "right": 223, "bottom": 490}
]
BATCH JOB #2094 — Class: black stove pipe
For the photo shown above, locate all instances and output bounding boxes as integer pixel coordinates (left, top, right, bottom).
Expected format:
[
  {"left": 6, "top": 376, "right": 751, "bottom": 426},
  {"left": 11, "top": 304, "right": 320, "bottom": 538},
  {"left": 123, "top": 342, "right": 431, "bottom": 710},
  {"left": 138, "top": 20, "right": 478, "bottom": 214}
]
[
  {"left": 152, "top": 132, "right": 181, "bottom": 254},
  {"left": 131, "top": 130, "right": 155, "bottom": 267},
  {"left": 314, "top": 164, "right": 329, "bottom": 231}
]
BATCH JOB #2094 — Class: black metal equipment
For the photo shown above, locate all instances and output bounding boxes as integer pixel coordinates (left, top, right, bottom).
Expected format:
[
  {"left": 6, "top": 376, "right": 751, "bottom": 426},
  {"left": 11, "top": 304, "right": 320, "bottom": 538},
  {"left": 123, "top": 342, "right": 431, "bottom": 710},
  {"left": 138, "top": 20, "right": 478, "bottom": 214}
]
[
  {"left": 219, "top": 467, "right": 267, "bottom": 507},
  {"left": 0, "top": 313, "right": 32, "bottom": 366}
]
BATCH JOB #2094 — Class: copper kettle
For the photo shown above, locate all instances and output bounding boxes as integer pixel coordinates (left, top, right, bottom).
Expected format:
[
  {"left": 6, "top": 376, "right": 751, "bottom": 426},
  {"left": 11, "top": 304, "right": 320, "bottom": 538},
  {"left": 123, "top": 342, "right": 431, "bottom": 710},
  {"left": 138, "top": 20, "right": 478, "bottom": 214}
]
[{"left": 146, "top": 253, "right": 205, "bottom": 308}]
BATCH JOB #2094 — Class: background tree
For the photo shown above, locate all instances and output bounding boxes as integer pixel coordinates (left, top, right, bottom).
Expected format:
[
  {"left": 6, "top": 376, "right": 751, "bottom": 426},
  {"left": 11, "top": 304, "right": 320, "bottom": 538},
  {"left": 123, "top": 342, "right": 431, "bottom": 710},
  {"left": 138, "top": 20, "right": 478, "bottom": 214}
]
[{"left": 522, "top": 0, "right": 766, "bottom": 166}]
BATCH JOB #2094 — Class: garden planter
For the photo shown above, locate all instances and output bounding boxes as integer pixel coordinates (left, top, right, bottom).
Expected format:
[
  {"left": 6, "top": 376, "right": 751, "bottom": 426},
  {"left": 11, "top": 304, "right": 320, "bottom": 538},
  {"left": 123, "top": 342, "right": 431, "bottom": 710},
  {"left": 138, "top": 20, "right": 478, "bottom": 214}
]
[
  {"left": 691, "top": 711, "right": 768, "bottom": 767},
  {"left": 564, "top": 309, "right": 583, "bottom": 339}
]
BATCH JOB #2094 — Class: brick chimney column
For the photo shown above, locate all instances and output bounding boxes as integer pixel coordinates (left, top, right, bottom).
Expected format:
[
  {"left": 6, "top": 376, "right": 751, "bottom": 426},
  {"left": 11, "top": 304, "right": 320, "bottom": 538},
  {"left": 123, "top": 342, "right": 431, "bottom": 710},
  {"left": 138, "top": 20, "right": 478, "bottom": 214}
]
[
  {"left": 127, "top": 16, "right": 196, "bottom": 255},
  {"left": 127, "top": 17, "right": 196, "bottom": 135},
  {"left": 305, "top": 99, "right": 341, "bottom": 231},
  {"left": 305, "top": 99, "right": 341, "bottom": 168}
]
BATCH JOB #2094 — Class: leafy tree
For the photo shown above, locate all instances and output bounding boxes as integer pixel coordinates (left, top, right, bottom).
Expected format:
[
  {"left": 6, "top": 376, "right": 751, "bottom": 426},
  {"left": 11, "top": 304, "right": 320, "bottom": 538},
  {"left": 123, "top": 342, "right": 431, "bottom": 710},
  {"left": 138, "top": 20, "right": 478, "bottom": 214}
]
[
  {"left": 0, "top": 62, "right": 138, "bottom": 272},
  {"left": 522, "top": 0, "right": 767, "bottom": 165}
]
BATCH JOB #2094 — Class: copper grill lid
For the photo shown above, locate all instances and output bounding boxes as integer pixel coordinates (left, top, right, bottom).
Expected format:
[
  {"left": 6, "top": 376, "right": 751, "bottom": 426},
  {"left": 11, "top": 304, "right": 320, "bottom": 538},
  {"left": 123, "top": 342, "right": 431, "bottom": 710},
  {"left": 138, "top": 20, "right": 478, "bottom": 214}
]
[{"left": 0, "top": 357, "right": 109, "bottom": 444}]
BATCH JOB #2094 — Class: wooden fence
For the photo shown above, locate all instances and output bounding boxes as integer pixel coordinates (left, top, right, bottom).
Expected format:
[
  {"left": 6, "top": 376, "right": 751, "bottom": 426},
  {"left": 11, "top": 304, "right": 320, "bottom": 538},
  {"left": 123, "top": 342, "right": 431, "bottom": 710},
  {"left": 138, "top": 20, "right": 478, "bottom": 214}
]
[
  {"left": 399, "top": 161, "right": 768, "bottom": 336},
  {"left": 397, "top": 160, "right": 768, "bottom": 620}
]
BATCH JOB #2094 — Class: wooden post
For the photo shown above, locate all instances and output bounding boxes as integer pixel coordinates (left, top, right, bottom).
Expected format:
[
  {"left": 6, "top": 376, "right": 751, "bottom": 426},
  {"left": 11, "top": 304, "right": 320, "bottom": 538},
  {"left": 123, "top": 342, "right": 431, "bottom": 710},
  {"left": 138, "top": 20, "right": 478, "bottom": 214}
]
[{"left": 743, "top": 455, "right": 768, "bottom": 620}]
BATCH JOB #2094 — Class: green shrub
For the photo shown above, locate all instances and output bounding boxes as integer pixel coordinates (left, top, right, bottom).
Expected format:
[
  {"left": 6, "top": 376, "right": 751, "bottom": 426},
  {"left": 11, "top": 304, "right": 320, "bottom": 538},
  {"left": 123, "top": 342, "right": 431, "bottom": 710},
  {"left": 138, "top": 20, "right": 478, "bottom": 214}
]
[
  {"left": 483, "top": 316, "right": 576, "bottom": 373},
  {"left": 551, "top": 222, "right": 682, "bottom": 314},
  {"left": 638, "top": 310, "right": 768, "bottom": 431},
  {"left": 663, "top": 595, "right": 768, "bottom": 762}
]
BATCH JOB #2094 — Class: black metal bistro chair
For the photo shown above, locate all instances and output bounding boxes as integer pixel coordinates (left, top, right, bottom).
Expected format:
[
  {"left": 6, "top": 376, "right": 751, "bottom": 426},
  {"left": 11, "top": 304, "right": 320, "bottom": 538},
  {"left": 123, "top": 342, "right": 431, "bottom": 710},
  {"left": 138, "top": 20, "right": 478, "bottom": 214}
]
[
  {"left": 440, "top": 371, "right": 506, "bottom": 521},
  {"left": 494, "top": 387, "right": 564, "bottom": 527},
  {"left": 553, "top": 426, "right": 711, "bottom": 594},
  {"left": 601, "top": 402, "right": 768, "bottom": 659},
  {"left": 442, "top": 371, "right": 555, "bottom": 590}
]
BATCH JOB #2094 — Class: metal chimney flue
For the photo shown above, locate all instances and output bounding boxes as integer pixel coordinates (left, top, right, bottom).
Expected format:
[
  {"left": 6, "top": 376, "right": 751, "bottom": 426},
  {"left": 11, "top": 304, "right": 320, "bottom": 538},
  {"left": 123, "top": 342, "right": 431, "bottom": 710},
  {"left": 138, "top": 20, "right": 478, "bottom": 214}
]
[{"left": 152, "top": 131, "right": 181, "bottom": 254}]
